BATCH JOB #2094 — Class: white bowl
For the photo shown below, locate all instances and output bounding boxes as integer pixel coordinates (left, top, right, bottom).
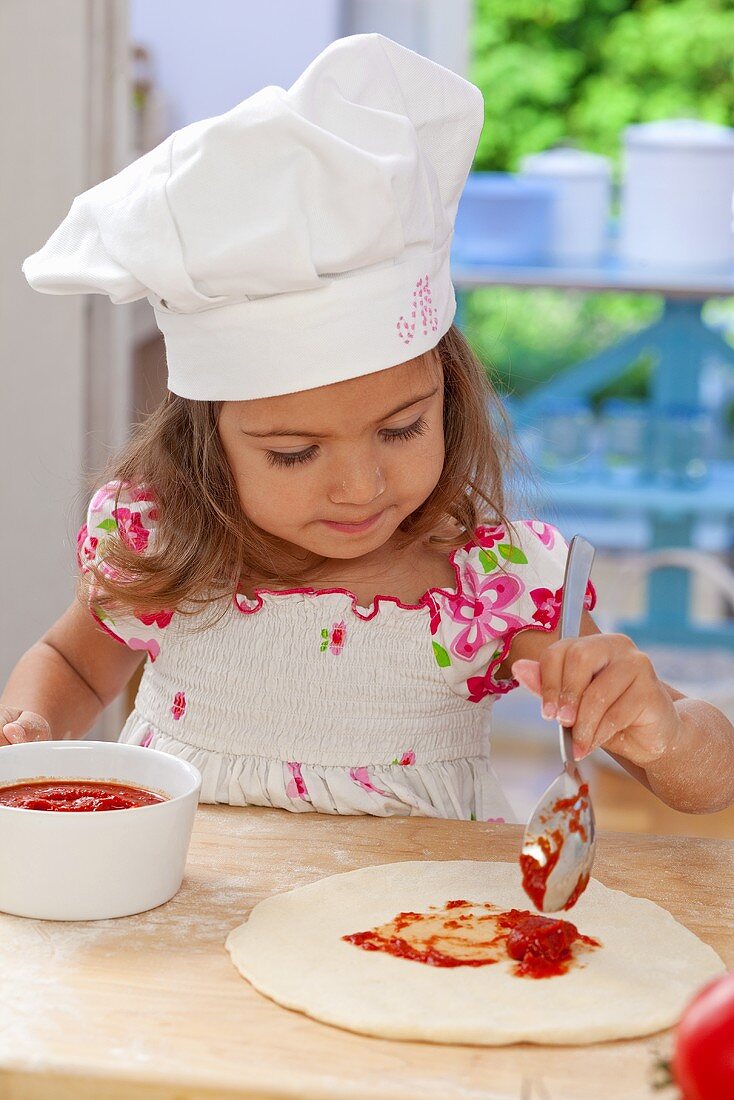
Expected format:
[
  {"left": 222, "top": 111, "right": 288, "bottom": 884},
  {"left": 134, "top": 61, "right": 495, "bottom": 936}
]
[{"left": 0, "top": 741, "right": 201, "bottom": 920}]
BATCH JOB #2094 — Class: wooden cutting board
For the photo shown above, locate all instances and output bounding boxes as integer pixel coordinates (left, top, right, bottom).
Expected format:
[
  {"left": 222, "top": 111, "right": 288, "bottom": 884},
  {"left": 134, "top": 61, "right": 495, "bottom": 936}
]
[{"left": 0, "top": 808, "right": 731, "bottom": 1100}]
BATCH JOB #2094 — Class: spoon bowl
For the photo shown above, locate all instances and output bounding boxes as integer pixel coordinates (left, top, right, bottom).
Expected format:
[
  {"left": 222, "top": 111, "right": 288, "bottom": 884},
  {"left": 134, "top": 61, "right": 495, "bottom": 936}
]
[{"left": 521, "top": 761, "right": 596, "bottom": 913}]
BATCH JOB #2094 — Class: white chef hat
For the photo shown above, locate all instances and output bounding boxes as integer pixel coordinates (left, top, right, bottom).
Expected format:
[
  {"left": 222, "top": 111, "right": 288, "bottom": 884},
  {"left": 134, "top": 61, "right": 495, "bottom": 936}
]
[{"left": 22, "top": 33, "right": 484, "bottom": 401}]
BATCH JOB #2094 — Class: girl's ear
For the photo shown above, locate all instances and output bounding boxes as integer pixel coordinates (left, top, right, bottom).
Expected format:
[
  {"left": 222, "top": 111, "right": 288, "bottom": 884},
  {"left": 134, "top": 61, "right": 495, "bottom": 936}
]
[{"left": 511, "top": 658, "right": 542, "bottom": 697}]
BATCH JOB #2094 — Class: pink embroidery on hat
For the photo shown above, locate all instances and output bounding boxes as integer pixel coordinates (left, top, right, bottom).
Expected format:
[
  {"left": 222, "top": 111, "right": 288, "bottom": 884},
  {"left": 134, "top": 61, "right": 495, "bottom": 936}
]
[{"left": 396, "top": 274, "right": 438, "bottom": 346}]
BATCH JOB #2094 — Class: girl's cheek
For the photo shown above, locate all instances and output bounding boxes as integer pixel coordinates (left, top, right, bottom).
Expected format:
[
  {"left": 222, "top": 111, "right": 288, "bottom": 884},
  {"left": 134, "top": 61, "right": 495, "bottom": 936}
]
[
  {"left": 239, "top": 472, "right": 311, "bottom": 523},
  {"left": 411, "top": 437, "right": 444, "bottom": 487}
]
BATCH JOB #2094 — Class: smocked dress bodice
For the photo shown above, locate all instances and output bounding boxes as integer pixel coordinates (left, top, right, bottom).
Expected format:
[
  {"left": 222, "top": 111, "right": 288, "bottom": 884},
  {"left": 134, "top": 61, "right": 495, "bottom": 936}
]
[{"left": 77, "top": 482, "right": 595, "bottom": 820}]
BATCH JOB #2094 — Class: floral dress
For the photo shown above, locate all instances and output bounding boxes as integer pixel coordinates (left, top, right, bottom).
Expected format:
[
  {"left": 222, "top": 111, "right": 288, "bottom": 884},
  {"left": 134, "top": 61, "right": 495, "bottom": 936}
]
[{"left": 76, "top": 482, "right": 596, "bottom": 821}]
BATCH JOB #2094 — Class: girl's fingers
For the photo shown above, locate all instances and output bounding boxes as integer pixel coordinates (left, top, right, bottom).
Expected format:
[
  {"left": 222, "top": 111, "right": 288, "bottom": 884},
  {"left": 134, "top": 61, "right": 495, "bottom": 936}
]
[
  {"left": 538, "top": 637, "right": 608, "bottom": 726},
  {"left": 539, "top": 634, "right": 637, "bottom": 728},
  {"left": 2, "top": 722, "right": 27, "bottom": 744},
  {"left": 0, "top": 704, "right": 22, "bottom": 728},
  {"left": 511, "top": 659, "right": 542, "bottom": 697},
  {"left": 513, "top": 634, "right": 672, "bottom": 765},
  {"left": 571, "top": 661, "right": 638, "bottom": 759},
  {"left": 534, "top": 642, "right": 570, "bottom": 720},
  {"left": 1, "top": 711, "right": 51, "bottom": 745},
  {"left": 0, "top": 704, "right": 24, "bottom": 747}
]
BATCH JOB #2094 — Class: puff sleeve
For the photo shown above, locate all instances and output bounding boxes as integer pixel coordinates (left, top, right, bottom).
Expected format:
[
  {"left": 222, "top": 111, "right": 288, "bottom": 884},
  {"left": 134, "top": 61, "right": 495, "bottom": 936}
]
[
  {"left": 76, "top": 480, "right": 173, "bottom": 661},
  {"left": 427, "top": 519, "right": 597, "bottom": 702}
]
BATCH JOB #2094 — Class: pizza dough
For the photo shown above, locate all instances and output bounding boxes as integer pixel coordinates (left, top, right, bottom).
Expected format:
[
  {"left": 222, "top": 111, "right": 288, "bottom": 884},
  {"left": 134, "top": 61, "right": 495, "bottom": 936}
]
[{"left": 225, "top": 860, "right": 725, "bottom": 1046}]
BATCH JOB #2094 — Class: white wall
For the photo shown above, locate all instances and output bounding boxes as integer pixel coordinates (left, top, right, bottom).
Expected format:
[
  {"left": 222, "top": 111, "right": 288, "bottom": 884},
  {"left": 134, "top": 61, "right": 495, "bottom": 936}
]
[
  {"left": 1, "top": 3, "right": 90, "bottom": 678},
  {"left": 129, "top": 0, "right": 469, "bottom": 138},
  {"left": 130, "top": 0, "right": 343, "bottom": 131},
  {"left": 0, "top": 0, "right": 131, "bottom": 745}
]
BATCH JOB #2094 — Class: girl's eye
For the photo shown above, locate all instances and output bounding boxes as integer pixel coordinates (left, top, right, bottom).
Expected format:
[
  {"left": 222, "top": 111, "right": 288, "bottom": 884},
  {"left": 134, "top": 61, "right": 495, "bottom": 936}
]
[
  {"left": 382, "top": 415, "right": 429, "bottom": 444},
  {"left": 265, "top": 446, "right": 317, "bottom": 469},
  {"left": 264, "top": 415, "right": 429, "bottom": 469}
]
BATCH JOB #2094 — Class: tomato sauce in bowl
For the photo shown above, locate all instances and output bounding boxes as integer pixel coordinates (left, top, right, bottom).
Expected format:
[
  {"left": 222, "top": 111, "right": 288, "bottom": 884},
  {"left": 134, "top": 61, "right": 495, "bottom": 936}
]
[
  {"left": 0, "top": 779, "right": 167, "bottom": 812},
  {"left": 0, "top": 742, "right": 201, "bottom": 919}
]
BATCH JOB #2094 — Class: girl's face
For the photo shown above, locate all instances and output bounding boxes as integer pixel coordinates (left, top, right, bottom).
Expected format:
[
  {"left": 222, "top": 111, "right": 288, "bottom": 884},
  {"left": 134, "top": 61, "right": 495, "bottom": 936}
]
[{"left": 218, "top": 352, "right": 445, "bottom": 563}]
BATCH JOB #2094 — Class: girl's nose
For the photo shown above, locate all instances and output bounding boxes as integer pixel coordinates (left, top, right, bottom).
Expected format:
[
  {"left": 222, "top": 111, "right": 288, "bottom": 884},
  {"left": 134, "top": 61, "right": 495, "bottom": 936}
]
[{"left": 328, "top": 462, "right": 386, "bottom": 506}]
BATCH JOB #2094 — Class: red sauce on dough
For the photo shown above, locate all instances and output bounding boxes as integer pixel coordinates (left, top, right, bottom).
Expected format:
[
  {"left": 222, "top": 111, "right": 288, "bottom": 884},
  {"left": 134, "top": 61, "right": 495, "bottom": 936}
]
[
  {"left": 343, "top": 899, "right": 601, "bottom": 979},
  {"left": 500, "top": 908, "right": 599, "bottom": 978},
  {"left": 520, "top": 783, "right": 591, "bottom": 911},
  {"left": 0, "top": 779, "right": 166, "bottom": 812}
]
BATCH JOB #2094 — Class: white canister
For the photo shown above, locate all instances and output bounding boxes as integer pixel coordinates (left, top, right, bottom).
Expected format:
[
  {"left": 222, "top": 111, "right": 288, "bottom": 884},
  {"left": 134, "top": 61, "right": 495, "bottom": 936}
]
[
  {"left": 619, "top": 118, "right": 734, "bottom": 272},
  {"left": 519, "top": 147, "right": 612, "bottom": 265}
]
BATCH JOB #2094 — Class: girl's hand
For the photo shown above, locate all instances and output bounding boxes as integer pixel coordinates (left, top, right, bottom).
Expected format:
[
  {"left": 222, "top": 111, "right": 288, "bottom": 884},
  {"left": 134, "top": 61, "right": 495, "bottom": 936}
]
[
  {"left": 0, "top": 705, "right": 52, "bottom": 747},
  {"left": 511, "top": 633, "right": 681, "bottom": 767}
]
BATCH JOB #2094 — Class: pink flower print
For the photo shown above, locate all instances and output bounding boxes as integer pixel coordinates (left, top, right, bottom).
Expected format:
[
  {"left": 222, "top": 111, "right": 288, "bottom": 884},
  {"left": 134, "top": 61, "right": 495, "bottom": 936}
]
[
  {"left": 474, "top": 524, "right": 506, "bottom": 550},
  {"left": 424, "top": 595, "right": 441, "bottom": 636},
  {"left": 396, "top": 274, "right": 438, "bottom": 346},
  {"left": 90, "top": 483, "right": 121, "bottom": 512},
  {"left": 76, "top": 523, "right": 87, "bottom": 564},
  {"left": 90, "top": 482, "right": 157, "bottom": 515},
  {"left": 391, "top": 749, "right": 416, "bottom": 766},
  {"left": 135, "top": 608, "right": 174, "bottom": 629},
  {"left": 524, "top": 520, "right": 556, "bottom": 549},
  {"left": 349, "top": 767, "right": 392, "bottom": 798},
  {"left": 443, "top": 567, "right": 526, "bottom": 661},
  {"left": 76, "top": 524, "right": 99, "bottom": 569},
  {"left": 531, "top": 583, "right": 594, "bottom": 628},
  {"left": 111, "top": 508, "right": 150, "bottom": 553},
  {"left": 319, "top": 619, "right": 347, "bottom": 654},
  {"left": 171, "top": 691, "right": 186, "bottom": 720},
  {"left": 487, "top": 816, "right": 506, "bottom": 823},
  {"left": 530, "top": 586, "right": 562, "bottom": 628},
  {"left": 126, "top": 485, "right": 157, "bottom": 504},
  {"left": 83, "top": 535, "right": 99, "bottom": 563},
  {"left": 98, "top": 559, "right": 123, "bottom": 583},
  {"left": 127, "top": 637, "right": 161, "bottom": 662},
  {"left": 285, "top": 762, "right": 310, "bottom": 801},
  {"left": 139, "top": 726, "right": 154, "bottom": 748},
  {"left": 466, "top": 671, "right": 494, "bottom": 703}
]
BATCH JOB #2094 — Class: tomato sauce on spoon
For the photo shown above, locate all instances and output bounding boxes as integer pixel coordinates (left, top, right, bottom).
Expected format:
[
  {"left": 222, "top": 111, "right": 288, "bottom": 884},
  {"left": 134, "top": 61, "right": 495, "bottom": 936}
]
[{"left": 520, "top": 783, "right": 592, "bottom": 911}]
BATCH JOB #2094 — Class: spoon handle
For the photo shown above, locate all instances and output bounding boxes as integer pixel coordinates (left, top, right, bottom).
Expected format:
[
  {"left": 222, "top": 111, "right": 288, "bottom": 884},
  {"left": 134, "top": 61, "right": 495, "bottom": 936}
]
[{"left": 558, "top": 535, "right": 596, "bottom": 768}]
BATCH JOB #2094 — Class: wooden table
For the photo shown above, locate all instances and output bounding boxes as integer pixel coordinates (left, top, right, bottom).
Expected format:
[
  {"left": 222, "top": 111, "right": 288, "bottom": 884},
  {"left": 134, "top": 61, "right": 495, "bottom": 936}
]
[{"left": 1, "top": 808, "right": 732, "bottom": 1100}]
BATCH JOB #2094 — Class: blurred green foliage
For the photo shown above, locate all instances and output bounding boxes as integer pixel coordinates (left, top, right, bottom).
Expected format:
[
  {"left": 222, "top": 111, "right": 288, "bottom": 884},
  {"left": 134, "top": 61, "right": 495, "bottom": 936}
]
[
  {"left": 464, "top": 0, "right": 734, "bottom": 400},
  {"left": 463, "top": 286, "right": 659, "bottom": 401}
]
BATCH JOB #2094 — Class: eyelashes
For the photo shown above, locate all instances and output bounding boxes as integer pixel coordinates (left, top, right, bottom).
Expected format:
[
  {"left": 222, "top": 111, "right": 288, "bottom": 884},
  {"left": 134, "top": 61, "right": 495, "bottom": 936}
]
[{"left": 265, "top": 415, "right": 429, "bottom": 469}]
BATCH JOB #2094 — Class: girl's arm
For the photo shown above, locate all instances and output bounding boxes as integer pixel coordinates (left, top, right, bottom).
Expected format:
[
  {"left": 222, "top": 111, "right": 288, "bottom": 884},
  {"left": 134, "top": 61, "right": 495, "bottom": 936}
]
[
  {"left": 500, "top": 613, "right": 734, "bottom": 816},
  {"left": 1, "top": 600, "right": 145, "bottom": 745}
]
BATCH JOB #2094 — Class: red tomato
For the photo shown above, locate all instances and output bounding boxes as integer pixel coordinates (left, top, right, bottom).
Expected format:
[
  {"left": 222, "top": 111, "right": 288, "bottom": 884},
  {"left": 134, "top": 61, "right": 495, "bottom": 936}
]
[{"left": 672, "top": 971, "right": 734, "bottom": 1100}]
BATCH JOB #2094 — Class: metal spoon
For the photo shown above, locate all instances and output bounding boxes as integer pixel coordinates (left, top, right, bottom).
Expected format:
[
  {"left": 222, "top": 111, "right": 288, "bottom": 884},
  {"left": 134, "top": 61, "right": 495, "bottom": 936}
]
[{"left": 520, "top": 535, "right": 597, "bottom": 913}]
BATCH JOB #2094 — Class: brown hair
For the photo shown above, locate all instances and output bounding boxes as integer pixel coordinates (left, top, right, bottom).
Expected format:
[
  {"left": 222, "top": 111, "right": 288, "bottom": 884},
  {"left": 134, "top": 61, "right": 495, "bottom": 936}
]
[{"left": 79, "top": 323, "right": 518, "bottom": 621}]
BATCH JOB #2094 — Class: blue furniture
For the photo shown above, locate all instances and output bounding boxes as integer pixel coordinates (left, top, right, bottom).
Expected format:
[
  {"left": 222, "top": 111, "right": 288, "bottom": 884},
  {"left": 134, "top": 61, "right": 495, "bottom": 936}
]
[{"left": 451, "top": 238, "right": 734, "bottom": 649}]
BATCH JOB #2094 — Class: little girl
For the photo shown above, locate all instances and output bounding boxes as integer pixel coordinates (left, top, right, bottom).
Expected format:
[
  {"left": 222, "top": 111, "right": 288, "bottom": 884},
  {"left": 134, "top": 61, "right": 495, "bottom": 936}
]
[{"left": 4, "top": 34, "right": 733, "bottom": 821}]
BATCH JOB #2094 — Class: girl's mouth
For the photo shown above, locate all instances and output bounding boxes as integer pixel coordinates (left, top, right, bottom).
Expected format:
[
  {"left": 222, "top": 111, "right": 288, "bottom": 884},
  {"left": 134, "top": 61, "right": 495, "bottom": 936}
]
[{"left": 321, "top": 510, "right": 384, "bottom": 534}]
